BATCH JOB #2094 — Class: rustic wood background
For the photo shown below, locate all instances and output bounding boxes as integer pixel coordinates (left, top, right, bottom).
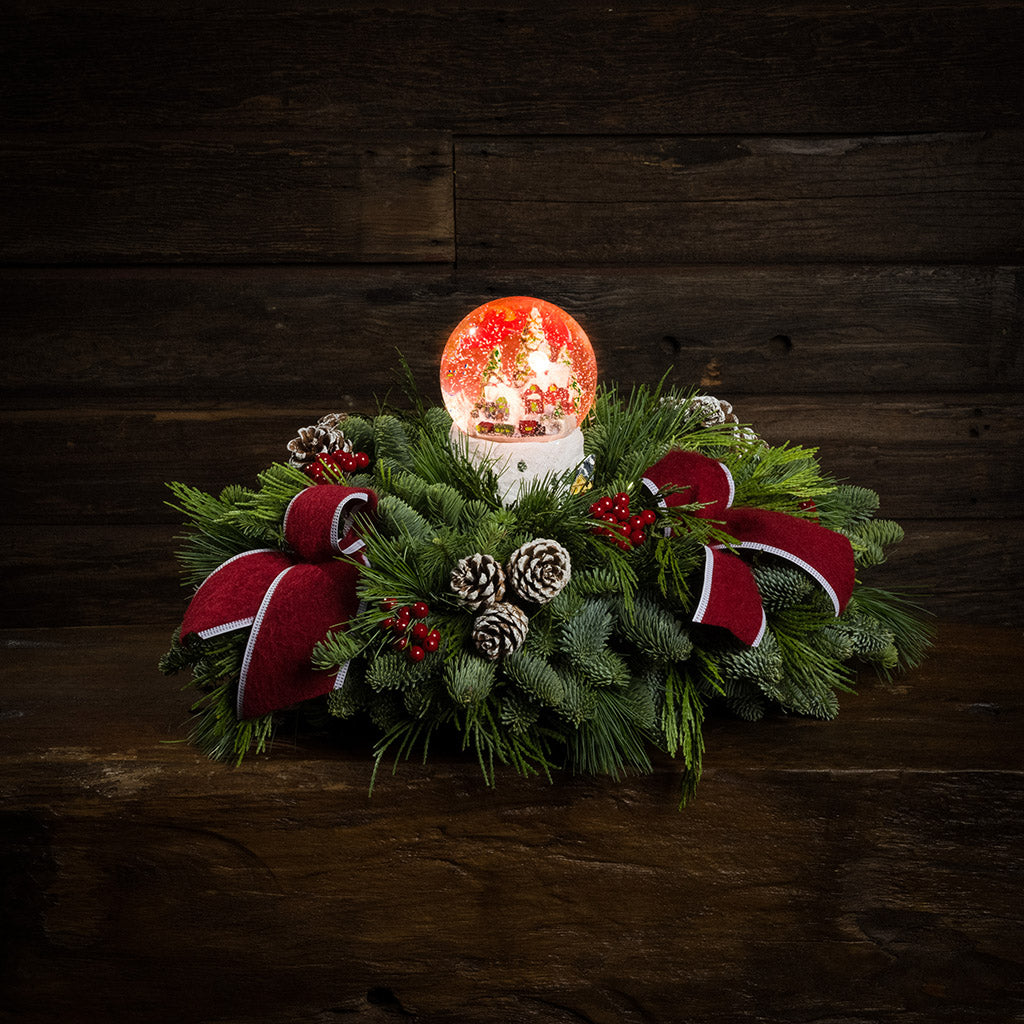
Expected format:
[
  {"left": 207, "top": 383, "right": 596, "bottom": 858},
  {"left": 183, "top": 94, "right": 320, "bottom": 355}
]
[{"left": 2, "top": 3, "right": 1022, "bottom": 1022}]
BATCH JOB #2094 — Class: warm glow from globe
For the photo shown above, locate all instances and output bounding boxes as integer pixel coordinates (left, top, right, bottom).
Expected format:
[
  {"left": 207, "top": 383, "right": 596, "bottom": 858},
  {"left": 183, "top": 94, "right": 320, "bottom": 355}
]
[{"left": 440, "top": 297, "right": 597, "bottom": 442}]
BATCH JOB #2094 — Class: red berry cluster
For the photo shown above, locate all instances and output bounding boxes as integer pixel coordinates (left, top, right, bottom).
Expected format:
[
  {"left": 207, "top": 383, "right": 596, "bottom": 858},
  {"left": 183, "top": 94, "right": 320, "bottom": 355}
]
[
  {"left": 590, "top": 492, "right": 657, "bottom": 550},
  {"left": 304, "top": 450, "right": 371, "bottom": 483},
  {"left": 381, "top": 599, "right": 440, "bottom": 663}
]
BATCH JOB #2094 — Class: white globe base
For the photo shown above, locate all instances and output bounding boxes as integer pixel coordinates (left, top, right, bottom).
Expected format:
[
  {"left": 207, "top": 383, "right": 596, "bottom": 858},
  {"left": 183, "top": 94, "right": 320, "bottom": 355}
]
[{"left": 449, "top": 424, "right": 585, "bottom": 504}]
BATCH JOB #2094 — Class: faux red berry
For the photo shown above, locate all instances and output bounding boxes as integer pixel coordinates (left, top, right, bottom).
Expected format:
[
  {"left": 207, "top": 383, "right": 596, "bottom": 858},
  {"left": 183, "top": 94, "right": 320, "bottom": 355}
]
[
  {"left": 640, "top": 509, "right": 657, "bottom": 526},
  {"left": 425, "top": 630, "right": 440, "bottom": 652},
  {"left": 411, "top": 622, "right": 429, "bottom": 640},
  {"left": 355, "top": 451, "right": 370, "bottom": 469},
  {"left": 628, "top": 514, "right": 644, "bottom": 531},
  {"left": 393, "top": 636, "right": 409, "bottom": 651},
  {"left": 411, "top": 601, "right": 429, "bottom": 619},
  {"left": 407, "top": 645, "right": 426, "bottom": 663},
  {"left": 632, "top": 529, "right": 647, "bottom": 546},
  {"left": 382, "top": 617, "right": 395, "bottom": 632},
  {"left": 615, "top": 491, "right": 630, "bottom": 506},
  {"left": 596, "top": 496, "right": 613, "bottom": 514},
  {"left": 381, "top": 599, "right": 397, "bottom": 611}
]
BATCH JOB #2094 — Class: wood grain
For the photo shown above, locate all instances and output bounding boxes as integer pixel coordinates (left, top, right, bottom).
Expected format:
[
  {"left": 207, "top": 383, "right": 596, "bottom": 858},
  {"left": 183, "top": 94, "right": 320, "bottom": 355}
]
[
  {"left": 1, "top": 265, "right": 1020, "bottom": 407},
  {"left": 2, "top": 2, "right": 1021, "bottom": 134},
  {"left": 0, "top": 134, "right": 453, "bottom": 264},
  {"left": 456, "top": 132, "right": 1024, "bottom": 264},
  {"left": 1, "top": 623, "right": 1021, "bottom": 1024}
]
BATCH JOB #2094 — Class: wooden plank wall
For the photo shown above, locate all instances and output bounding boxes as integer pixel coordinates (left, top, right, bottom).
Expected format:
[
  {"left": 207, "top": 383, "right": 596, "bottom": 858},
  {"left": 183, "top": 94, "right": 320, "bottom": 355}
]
[{"left": 2, "top": 1, "right": 1022, "bottom": 631}]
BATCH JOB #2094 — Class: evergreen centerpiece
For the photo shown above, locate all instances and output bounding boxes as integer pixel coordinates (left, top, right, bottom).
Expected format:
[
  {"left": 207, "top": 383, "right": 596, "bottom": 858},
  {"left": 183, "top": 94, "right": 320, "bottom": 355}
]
[{"left": 161, "top": 300, "right": 930, "bottom": 803}]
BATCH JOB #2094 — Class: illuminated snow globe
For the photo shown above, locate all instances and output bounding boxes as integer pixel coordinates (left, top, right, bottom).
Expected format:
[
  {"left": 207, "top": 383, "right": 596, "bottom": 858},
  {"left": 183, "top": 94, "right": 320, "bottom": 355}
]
[{"left": 440, "top": 296, "right": 597, "bottom": 501}]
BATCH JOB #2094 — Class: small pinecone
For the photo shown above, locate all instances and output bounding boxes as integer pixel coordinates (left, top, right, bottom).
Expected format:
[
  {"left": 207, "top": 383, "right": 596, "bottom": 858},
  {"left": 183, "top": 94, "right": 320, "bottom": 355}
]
[
  {"left": 472, "top": 602, "right": 529, "bottom": 661},
  {"left": 506, "top": 538, "right": 571, "bottom": 605},
  {"left": 286, "top": 414, "right": 351, "bottom": 467},
  {"left": 450, "top": 553, "right": 506, "bottom": 610},
  {"left": 689, "top": 395, "right": 739, "bottom": 427},
  {"left": 316, "top": 412, "right": 349, "bottom": 434}
]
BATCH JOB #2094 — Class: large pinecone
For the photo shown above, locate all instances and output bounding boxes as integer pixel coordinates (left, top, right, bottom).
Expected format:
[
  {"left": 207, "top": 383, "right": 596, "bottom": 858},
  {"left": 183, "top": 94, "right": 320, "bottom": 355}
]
[
  {"left": 472, "top": 602, "right": 529, "bottom": 660},
  {"left": 450, "top": 553, "right": 506, "bottom": 610},
  {"left": 506, "top": 538, "right": 571, "bottom": 605}
]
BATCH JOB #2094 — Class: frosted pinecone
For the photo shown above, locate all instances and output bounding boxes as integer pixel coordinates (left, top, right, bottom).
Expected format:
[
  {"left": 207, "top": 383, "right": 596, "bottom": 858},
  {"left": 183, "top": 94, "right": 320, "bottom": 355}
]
[
  {"left": 472, "top": 602, "right": 529, "bottom": 660},
  {"left": 316, "top": 412, "right": 349, "bottom": 434},
  {"left": 506, "top": 538, "right": 571, "bottom": 605},
  {"left": 450, "top": 553, "right": 506, "bottom": 610},
  {"left": 689, "top": 395, "right": 739, "bottom": 427},
  {"left": 286, "top": 413, "right": 351, "bottom": 467}
]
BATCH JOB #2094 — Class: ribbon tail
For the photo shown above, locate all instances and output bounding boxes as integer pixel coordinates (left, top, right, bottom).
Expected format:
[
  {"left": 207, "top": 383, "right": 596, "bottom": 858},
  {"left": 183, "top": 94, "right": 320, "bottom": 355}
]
[
  {"left": 719, "top": 507, "right": 856, "bottom": 615},
  {"left": 693, "top": 545, "right": 767, "bottom": 647},
  {"left": 237, "top": 559, "right": 363, "bottom": 719},
  {"left": 180, "top": 549, "right": 293, "bottom": 642}
]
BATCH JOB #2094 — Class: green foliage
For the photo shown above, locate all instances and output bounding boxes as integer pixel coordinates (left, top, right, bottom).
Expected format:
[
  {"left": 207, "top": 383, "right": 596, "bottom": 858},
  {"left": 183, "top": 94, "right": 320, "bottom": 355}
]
[
  {"left": 445, "top": 654, "right": 496, "bottom": 706},
  {"left": 661, "top": 666, "right": 705, "bottom": 803},
  {"left": 373, "top": 415, "right": 414, "bottom": 472},
  {"left": 730, "top": 443, "right": 835, "bottom": 512},
  {"left": 161, "top": 379, "right": 932, "bottom": 803},
  {"left": 503, "top": 650, "right": 567, "bottom": 708},
  {"left": 752, "top": 560, "right": 816, "bottom": 612},
  {"left": 160, "top": 632, "right": 275, "bottom": 764},
  {"left": 567, "top": 686, "right": 654, "bottom": 779},
  {"left": 847, "top": 586, "right": 935, "bottom": 676},
  {"left": 616, "top": 594, "right": 694, "bottom": 663},
  {"left": 842, "top": 517, "right": 906, "bottom": 568},
  {"left": 817, "top": 484, "right": 880, "bottom": 528}
]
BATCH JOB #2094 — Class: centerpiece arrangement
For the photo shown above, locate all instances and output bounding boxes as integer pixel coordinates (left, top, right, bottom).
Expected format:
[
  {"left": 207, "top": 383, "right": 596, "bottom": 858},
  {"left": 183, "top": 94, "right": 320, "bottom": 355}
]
[{"left": 161, "top": 298, "right": 930, "bottom": 802}]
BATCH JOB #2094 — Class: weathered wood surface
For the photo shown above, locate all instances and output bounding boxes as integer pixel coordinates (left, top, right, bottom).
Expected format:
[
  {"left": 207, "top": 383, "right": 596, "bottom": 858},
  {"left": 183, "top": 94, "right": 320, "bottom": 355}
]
[
  {"left": 3, "top": 2, "right": 1022, "bottom": 134},
  {"left": 2, "top": 265, "right": 1020, "bottom": 406},
  {"left": 3, "top": 132, "right": 1020, "bottom": 265},
  {"left": 1, "top": 623, "right": 1021, "bottom": 1024},
  {"left": 0, "top": 134, "right": 453, "bottom": 263},
  {"left": 456, "top": 132, "right": 1024, "bottom": 264}
]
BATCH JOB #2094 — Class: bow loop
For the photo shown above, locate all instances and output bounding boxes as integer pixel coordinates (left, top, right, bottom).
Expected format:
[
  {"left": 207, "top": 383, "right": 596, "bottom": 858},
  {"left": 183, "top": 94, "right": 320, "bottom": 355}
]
[
  {"left": 641, "top": 449, "right": 734, "bottom": 520},
  {"left": 642, "top": 451, "right": 854, "bottom": 646},
  {"left": 180, "top": 485, "right": 377, "bottom": 719},
  {"left": 181, "top": 549, "right": 292, "bottom": 642},
  {"left": 283, "top": 484, "right": 378, "bottom": 562}
]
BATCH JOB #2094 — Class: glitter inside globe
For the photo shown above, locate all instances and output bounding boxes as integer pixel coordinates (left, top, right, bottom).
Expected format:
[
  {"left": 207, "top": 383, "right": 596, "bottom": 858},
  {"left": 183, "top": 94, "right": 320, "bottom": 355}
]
[{"left": 440, "top": 297, "right": 597, "bottom": 442}]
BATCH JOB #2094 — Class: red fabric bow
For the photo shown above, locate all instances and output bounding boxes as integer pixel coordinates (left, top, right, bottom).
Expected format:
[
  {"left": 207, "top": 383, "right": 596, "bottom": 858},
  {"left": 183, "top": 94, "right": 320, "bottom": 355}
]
[
  {"left": 180, "top": 485, "right": 376, "bottom": 718},
  {"left": 641, "top": 451, "right": 854, "bottom": 646}
]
